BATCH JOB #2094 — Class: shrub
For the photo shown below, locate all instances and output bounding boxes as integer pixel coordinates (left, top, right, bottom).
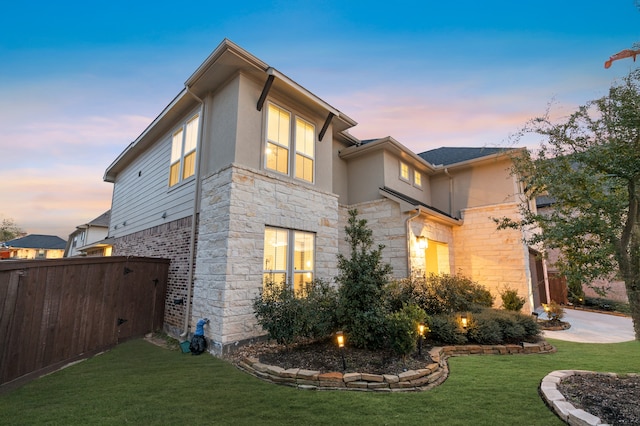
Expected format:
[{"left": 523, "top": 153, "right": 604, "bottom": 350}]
[
  {"left": 543, "top": 301, "right": 565, "bottom": 322},
  {"left": 386, "top": 273, "right": 494, "bottom": 315},
  {"left": 253, "top": 278, "right": 338, "bottom": 345},
  {"left": 427, "top": 314, "right": 468, "bottom": 345},
  {"left": 336, "top": 209, "right": 393, "bottom": 349},
  {"left": 384, "top": 304, "right": 427, "bottom": 357},
  {"left": 500, "top": 287, "right": 526, "bottom": 312},
  {"left": 428, "top": 309, "right": 541, "bottom": 345},
  {"left": 466, "top": 313, "right": 503, "bottom": 345}
]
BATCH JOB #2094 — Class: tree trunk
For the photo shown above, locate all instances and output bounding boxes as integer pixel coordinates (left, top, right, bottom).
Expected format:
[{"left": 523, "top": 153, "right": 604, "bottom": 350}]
[{"left": 627, "top": 282, "right": 640, "bottom": 341}]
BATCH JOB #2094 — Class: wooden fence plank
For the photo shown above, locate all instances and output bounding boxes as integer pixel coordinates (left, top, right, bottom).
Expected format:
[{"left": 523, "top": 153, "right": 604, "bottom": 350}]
[{"left": 0, "top": 257, "right": 169, "bottom": 389}]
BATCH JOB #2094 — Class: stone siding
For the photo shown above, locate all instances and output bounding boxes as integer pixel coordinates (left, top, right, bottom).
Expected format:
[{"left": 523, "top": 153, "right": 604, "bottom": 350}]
[
  {"left": 111, "top": 216, "right": 196, "bottom": 334},
  {"left": 339, "top": 199, "right": 410, "bottom": 278},
  {"left": 453, "top": 203, "right": 533, "bottom": 312},
  {"left": 194, "top": 164, "right": 340, "bottom": 354}
]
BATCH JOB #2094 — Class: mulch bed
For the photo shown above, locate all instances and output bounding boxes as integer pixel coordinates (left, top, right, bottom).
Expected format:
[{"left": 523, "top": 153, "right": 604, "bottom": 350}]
[
  {"left": 229, "top": 338, "right": 433, "bottom": 375},
  {"left": 557, "top": 373, "right": 640, "bottom": 425}
]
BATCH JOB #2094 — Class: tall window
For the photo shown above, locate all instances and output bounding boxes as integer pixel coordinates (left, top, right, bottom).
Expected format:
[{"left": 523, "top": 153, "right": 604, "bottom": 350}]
[
  {"left": 425, "top": 239, "right": 451, "bottom": 275},
  {"left": 265, "top": 103, "right": 315, "bottom": 183},
  {"left": 414, "top": 170, "right": 422, "bottom": 187},
  {"left": 263, "top": 227, "right": 315, "bottom": 294},
  {"left": 400, "top": 162, "right": 410, "bottom": 181},
  {"left": 169, "top": 114, "right": 200, "bottom": 187}
]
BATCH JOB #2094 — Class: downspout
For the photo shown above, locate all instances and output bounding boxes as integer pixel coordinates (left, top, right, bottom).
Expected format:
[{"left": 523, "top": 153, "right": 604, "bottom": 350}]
[
  {"left": 444, "top": 168, "right": 453, "bottom": 217},
  {"left": 405, "top": 207, "right": 422, "bottom": 277},
  {"left": 181, "top": 86, "right": 205, "bottom": 338}
]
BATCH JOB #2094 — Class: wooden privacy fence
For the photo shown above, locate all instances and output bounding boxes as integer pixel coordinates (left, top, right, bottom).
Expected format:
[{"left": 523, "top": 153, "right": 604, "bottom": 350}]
[{"left": 0, "top": 256, "right": 169, "bottom": 391}]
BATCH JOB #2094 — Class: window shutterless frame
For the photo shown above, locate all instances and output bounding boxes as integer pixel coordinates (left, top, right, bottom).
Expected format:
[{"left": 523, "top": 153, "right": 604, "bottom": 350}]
[{"left": 264, "top": 102, "right": 315, "bottom": 184}]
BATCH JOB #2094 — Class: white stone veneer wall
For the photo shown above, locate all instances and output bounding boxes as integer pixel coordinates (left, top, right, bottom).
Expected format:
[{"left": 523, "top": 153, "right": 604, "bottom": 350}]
[
  {"left": 453, "top": 203, "right": 533, "bottom": 312},
  {"left": 339, "top": 199, "right": 409, "bottom": 278},
  {"left": 193, "top": 164, "right": 340, "bottom": 354},
  {"left": 338, "top": 199, "right": 455, "bottom": 279}
]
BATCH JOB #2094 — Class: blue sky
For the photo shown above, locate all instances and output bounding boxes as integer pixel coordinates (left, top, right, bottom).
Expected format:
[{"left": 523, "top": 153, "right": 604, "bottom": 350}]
[{"left": 1, "top": 1, "right": 639, "bottom": 238}]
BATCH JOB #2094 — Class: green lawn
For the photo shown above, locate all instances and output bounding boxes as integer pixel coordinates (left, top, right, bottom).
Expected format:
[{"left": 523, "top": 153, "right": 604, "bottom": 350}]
[{"left": 1, "top": 338, "right": 638, "bottom": 425}]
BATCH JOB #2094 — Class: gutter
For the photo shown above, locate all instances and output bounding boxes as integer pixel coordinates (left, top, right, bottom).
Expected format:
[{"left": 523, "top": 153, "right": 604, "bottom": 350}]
[
  {"left": 444, "top": 168, "right": 453, "bottom": 217},
  {"left": 181, "top": 85, "right": 206, "bottom": 338}
]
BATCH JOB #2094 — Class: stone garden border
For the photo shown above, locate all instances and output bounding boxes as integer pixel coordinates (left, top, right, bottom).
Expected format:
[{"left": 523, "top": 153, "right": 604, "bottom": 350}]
[
  {"left": 235, "top": 341, "right": 555, "bottom": 392},
  {"left": 540, "top": 370, "right": 639, "bottom": 426}
]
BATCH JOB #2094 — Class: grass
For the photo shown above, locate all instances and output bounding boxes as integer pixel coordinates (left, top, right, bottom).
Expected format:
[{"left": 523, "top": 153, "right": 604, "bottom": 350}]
[{"left": 1, "top": 338, "right": 639, "bottom": 425}]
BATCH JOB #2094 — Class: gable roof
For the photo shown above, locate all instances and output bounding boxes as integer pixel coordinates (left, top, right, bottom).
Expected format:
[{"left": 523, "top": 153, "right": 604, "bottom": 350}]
[
  {"left": 418, "top": 147, "right": 513, "bottom": 166},
  {"left": 379, "top": 187, "right": 461, "bottom": 225},
  {"left": 85, "top": 210, "right": 111, "bottom": 228},
  {"left": 3, "top": 234, "right": 66, "bottom": 249}
]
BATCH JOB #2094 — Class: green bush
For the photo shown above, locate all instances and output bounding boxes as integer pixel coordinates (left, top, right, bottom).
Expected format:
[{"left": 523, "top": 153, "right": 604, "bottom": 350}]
[
  {"left": 386, "top": 273, "right": 494, "bottom": 315},
  {"left": 384, "top": 304, "right": 427, "bottom": 357},
  {"left": 253, "top": 278, "right": 338, "bottom": 345},
  {"left": 466, "top": 313, "right": 503, "bottom": 345},
  {"left": 500, "top": 287, "right": 526, "bottom": 312},
  {"left": 427, "top": 310, "right": 540, "bottom": 345},
  {"left": 336, "top": 209, "right": 393, "bottom": 349},
  {"left": 427, "top": 314, "right": 468, "bottom": 345}
]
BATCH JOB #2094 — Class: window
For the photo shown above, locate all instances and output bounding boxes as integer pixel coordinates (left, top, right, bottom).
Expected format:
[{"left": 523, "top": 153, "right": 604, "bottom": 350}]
[
  {"left": 169, "top": 114, "right": 200, "bottom": 187},
  {"left": 265, "top": 103, "right": 315, "bottom": 183},
  {"left": 400, "top": 162, "right": 410, "bottom": 181},
  {"left": 263, "top": 227, "right": 315, "bottom": 294},
  {"left": 425, "top": 240, "right": 450, "bottom": 275},
  {"left": 414, "top": 170, "right": 422, "bottom": 187}
]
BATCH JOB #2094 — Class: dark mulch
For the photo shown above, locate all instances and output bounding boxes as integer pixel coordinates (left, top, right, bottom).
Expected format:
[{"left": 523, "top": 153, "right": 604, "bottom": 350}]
[
  {"left": 230, "top": 338, "right": 433, "bottom": 375},
  {"left": 557, "top": 373, "right": 640, "bottom": 425}
]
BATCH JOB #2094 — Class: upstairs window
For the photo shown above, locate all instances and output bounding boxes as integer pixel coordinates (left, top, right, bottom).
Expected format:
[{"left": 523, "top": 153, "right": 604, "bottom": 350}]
[
  {"left": 169, "top": 114, "right": 200, "bottom": 187},
  {"left": 263, "top": 227, "right": 315, "bottom": 295},
  {"left": 265, "top": 103, "right": 315, "bottom": 183},
  {"left": 400, "top": 162, "right": 410, "bottom": 181},
  {"left": 414, "top": 170, "right": 422, "bottom": 187}
]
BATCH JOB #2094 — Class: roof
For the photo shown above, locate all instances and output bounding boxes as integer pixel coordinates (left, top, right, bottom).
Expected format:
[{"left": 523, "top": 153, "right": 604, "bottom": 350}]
[
  {"left": 85, "top": 210, "right": 111, "bottom": 228},
  {"left": 104, "top": 39, "right": 357, "bottom": 182},
  {"left": 379, "top": 187, "right": 461, "bottom": 224},
  {"left": 3, "top": 234, "right": 67, "bottom": 250},
  {"left": 418, "top": 147, "right": 514, "bottom": 166}
]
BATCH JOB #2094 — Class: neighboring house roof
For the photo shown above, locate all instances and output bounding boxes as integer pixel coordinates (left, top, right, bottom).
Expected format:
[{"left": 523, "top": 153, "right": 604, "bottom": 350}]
[
  {"left": 83, "top": 210, "right": 111, "bottom": 228},
  {"left": 3, "top": 234, "right": 66, "bottom": 250},
  {"left": 418, "top": 147, "right": 513, "bottom": 166}
]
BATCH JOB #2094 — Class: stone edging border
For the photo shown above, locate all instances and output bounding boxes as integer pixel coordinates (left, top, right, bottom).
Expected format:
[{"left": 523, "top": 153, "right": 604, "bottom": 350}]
[
  {"left": 540, "top": 370, "right": 639, "bottom": 426},
  {"left": 235, "top": 341, "right": 555, "bottom": 392}
]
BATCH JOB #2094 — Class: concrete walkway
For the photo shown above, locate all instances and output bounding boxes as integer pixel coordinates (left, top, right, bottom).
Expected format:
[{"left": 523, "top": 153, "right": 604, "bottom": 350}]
[{"left": 542, "top": 308, "right": 635, "bottom": 343}]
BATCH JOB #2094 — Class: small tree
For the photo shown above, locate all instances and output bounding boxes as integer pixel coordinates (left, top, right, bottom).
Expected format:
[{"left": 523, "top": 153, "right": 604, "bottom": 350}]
[
  {"left": 500, "top": 286, "right": 526, "bottom": 312},
  {"left": 0, "top": 216, "right": 24, "bottom": 242},
  {"left": 336, "top": 209, "right": 392, "bottom": 349}
]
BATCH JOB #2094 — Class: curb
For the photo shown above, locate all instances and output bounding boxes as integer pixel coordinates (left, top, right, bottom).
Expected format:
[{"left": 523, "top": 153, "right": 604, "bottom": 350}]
[{"left": 235, "top": 341, "right": 555, "bottom": 392}]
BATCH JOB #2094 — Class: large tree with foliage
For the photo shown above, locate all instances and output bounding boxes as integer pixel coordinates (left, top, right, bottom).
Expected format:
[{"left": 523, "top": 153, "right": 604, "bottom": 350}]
[
  {"left": 0, "top": 216, "right": 24, "bottom": 242},
  {"left": 496, "top": 69, "right": 640, "bottom": 340}
]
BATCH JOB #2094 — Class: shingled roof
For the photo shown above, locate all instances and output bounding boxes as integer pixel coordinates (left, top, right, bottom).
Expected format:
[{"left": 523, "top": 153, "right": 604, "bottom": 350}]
[
  {"left": 3, "top": 234, "right": 67, "bottom": 249},
  {"left": 418, "top": 147, "right": 513, "bottom": 166}
]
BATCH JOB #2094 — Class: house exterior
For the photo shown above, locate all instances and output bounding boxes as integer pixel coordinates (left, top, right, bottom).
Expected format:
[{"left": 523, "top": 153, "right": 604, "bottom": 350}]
[
  {"left": 0, "top": 235, "right": 66, "bottom": 260},
  {"left": 64, "top": 210, "right": 112, "bottom": 257},
  {"left": 104, "top": 39, "right": 545, "bottom": 355}
]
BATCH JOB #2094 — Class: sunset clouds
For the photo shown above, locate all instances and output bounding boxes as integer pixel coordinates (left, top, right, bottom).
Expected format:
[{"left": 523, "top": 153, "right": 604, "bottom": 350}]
[{"left": 1, "top": 1, "right": 638, "bottom": 238}]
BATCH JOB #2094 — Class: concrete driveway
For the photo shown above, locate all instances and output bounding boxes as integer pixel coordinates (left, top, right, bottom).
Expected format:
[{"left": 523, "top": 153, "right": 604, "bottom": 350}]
[{"left": 542, "top": 308, "right": 635, "bottom": 343}]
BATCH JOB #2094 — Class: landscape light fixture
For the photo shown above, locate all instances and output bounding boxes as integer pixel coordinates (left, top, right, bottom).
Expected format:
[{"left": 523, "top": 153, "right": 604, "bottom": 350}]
[
  {"left": 418, "top": 323, "right": 428, "bottom": 356},
  {"left": 336, "top": 331, "right": 347, "bottom": 371},
  {"left": 460, "top": 313, "right": 468, "bottom": 329}
]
